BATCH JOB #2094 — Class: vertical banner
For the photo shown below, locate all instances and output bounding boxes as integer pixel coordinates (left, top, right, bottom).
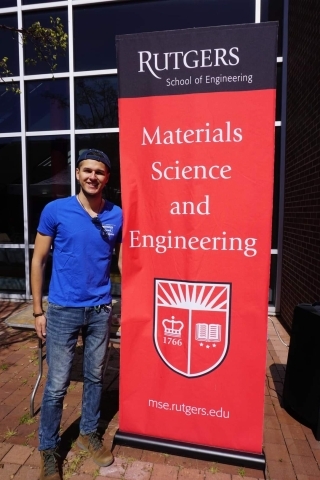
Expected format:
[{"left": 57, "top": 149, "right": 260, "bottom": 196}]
[{"left": 116, "top": 23, "right": 278, "bottom": 458}]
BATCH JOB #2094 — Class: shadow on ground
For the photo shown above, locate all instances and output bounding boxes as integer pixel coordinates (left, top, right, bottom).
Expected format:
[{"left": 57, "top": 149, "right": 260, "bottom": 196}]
[
  {"left": 0, "top": 301, "right": 36, "bottom": 347},
  {"left": 269, "top": 363, "right": 285, "bottom": 404}
]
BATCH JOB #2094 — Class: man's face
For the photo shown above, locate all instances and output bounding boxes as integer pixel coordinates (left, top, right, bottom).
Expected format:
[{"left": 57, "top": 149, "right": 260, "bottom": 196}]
[{"left": 76, "top": 159, "right": 110, "bottom": 196}]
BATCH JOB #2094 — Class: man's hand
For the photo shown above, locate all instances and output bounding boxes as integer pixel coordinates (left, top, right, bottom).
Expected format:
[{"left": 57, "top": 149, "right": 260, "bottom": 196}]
[{"left": 35, "top": 314, "right": 47, "bottom": 341}]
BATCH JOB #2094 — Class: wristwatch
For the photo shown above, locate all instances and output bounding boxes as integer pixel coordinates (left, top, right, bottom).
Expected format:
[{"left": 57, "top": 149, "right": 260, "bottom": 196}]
[{"left": 33, "top": 312, "right": 45, "bottom": 318}]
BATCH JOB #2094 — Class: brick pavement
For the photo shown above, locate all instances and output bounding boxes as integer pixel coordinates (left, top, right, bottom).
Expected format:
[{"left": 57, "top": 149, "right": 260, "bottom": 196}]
[{"left": 1, "top": 301, "right": 319, "bottom": 479}]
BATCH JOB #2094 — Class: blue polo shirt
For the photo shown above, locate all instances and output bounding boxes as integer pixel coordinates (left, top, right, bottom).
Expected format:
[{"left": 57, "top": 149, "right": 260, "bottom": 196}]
[{"left": 37, "top": 196, "right": 122, "bottom": 307}]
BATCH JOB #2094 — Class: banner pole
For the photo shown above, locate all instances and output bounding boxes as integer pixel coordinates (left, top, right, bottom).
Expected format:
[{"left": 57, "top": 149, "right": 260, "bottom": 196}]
[{"left": 113, "top": 430, "right": 266, "bottom": 470}]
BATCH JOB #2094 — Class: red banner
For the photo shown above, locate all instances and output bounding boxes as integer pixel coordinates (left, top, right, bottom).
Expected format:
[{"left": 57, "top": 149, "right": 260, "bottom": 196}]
[{"left": 117, "top": 23, "right": 278, "bottom": 455}]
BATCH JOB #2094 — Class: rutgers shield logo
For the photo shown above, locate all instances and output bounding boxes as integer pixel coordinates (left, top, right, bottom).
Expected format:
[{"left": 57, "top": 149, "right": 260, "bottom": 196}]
[{"left": 154, "top": 279, "right": 231, "bottom": 378}]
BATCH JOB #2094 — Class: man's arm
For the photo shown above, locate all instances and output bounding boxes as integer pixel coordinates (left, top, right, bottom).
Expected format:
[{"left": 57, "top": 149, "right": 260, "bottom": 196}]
[
  {"left": 31, "top": 232, "right": 53, "bottom": 340},
  {"left": 115, "top": 243, "right": 122, "bottom": 275}
]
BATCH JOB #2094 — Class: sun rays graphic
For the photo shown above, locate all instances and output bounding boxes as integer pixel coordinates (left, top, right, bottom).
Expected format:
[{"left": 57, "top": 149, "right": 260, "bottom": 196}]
[{"left": 156, "top": 280, "right": 229, "bottom": 311}]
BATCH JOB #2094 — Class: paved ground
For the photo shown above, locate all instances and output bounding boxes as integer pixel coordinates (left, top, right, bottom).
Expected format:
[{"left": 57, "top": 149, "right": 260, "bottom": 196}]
[{"left": 0, "top": 300, "right": 319, "bottom": 480}]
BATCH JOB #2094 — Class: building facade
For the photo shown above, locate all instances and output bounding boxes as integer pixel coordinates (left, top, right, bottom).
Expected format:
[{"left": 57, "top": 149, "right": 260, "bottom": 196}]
[
  {"left": 280, "top": 0, "right": 320, "bottom": 329},
  {"left": 0, "top": 0, "right": 286, "bottom": 314}
]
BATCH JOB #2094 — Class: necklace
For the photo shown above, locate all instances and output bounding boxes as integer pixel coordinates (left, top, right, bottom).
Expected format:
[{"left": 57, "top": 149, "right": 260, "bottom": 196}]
[{"left": 77, "top": 195, "right": 103, "bottom": 218}]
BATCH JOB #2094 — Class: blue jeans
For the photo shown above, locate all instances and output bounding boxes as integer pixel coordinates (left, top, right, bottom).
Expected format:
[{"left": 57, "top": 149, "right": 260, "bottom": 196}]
[{"left": 39, "top": 303, "right": 111, "bottom": 451}]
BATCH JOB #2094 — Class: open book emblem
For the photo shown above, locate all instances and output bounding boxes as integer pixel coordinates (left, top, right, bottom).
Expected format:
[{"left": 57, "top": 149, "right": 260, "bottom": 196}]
[
  {"left": 154, "top": 279, "right": 231, "bottom": 378},
  {"left": 195, "top": 323, "right": 221, "bottom": 342}
]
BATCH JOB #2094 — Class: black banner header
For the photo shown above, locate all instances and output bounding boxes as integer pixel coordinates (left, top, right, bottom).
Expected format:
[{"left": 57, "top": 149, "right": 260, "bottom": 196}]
[{"left": 116, "top": 22, "right": 278, "bottom": 98}]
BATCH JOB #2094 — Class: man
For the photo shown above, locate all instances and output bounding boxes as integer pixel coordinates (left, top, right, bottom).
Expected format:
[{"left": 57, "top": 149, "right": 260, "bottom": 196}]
[{"left": 31, "top": 149, "right": 122, "bottom": 480}]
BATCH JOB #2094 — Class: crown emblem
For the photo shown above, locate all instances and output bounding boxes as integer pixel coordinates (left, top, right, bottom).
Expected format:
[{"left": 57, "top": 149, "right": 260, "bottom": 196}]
[{"left": 162, "top": 316, "right": 184, "bottom": 337}]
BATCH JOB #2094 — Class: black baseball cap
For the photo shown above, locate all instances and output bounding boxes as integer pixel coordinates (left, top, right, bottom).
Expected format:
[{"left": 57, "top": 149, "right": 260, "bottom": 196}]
[{"left": 77, "top": 149, "right": 111, "bottom": 171}]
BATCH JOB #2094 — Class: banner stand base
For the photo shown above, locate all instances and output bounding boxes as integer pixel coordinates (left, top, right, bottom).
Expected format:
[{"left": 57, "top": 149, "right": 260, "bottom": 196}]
[{"left": 113, "top": 430, "right": 266, "bottom": 470}]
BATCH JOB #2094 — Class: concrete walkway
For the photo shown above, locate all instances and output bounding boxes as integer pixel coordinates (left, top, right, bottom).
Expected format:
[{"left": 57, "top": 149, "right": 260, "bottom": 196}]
[{"left": 0, "top": 300, "right": 319, "bottom": 480}]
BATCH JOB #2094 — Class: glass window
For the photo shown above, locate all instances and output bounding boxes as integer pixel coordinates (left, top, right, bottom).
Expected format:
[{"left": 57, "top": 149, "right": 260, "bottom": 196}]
[
  {"left": 0, "top": 1, "right": 17, "bottom": 7},
  {"left": 269, "top": 254, "right": 277, "bottom": 305},
  {"left": 26, "top": 78, "right": 70, "bottom": 131},
  {"left": 75, "top": 133, "right": 120, "bottom": 207},
  {"left": 0, "top": 248, "right": 25, "bottom": 294},
  {"left": 0, "top": 14, "right": 19, "bottom": 77},
  {"left": 26, "top": 135, "right": 70, "bottom": 242},
  {"left": 0, "top": 83, "right": 21, "bottom": 133},
  {"left": 0, "top": 138, "right": 24, "bottom": 244},
  {"left": 261, "top": 0, "right": 284, "bottom": 56},
  {"left": 23, "top": 9, "right": 68, "bottom": 75},
  {"left": 74, "top": 0, "right": 255, "bottom": 71},
  {"left": 23, "top": 0, "right": 61, "bottom": 4},
  {"left": 75, "top": 75, "right": 118, "bottom": 129}
]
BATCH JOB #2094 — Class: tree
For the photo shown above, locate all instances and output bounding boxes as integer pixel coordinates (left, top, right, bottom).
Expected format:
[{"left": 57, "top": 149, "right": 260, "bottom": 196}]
[
  {"left": 75, "top": 78, "right": 118, "bottom": 129},
  {"left": 0, "top": 16, "right": 67, "bottom": 91}
]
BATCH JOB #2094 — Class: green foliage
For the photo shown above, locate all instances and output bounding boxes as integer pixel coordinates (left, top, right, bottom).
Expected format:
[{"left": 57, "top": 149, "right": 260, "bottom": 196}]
[
  {"left": 92, "top": 468, "right": 100, "bottom": 479},
  {"left": 19, "top": 413, "right": 37, "bottom": 425},
  {"left": 0, "top": 362, "right": 10, "bottom": 371},
  {"left": 0, "top": 16, "right": 68, "bottom": 91},
  {"left": 63, "top": 451, "right": 89, "bottom": 480},
  {"left": 0, "top": 56, "right": 10, "bottom": 76},
  {"left": 238, "top": 467, "right": 246, "bottom": 477},
  {"left": 25, "top": 430, "right": 36, "bottom": 445},
  {"left": 23, "top": 17, "right": 68, "bottom": 71},
  {"left": 209, "top": 465, "right": 219, "bottom": 474},
  {"left": 3, "top": 428, "right": 17, "bottom": 439}
]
